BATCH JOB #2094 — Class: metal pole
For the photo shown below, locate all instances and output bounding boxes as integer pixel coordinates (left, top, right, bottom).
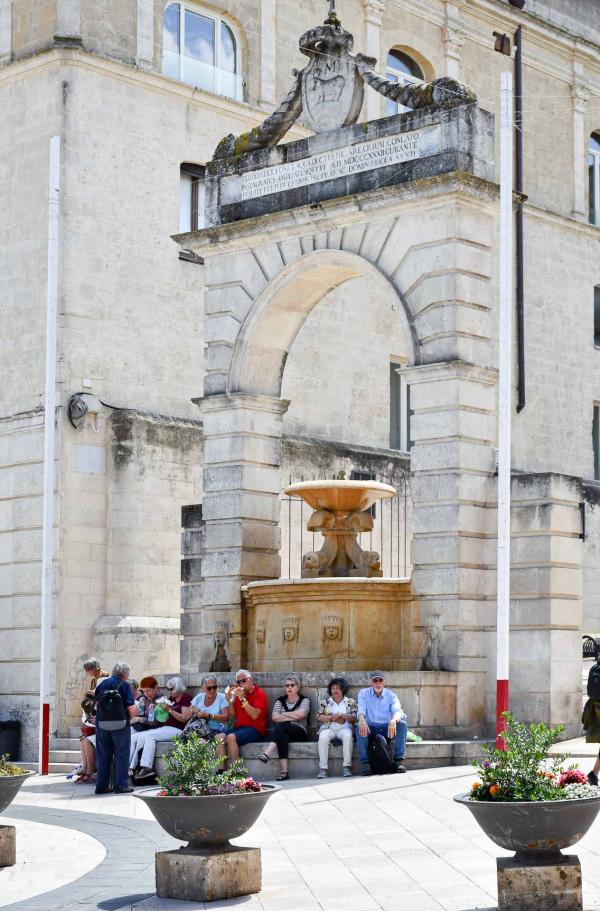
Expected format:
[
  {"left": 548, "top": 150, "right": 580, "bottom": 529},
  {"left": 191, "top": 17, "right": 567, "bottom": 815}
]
[
  {"left": 514, "top": 25, "right": 526, "bottom": 413},
  {"left": 496, "top": 72, "right": 514, "bottom": 748},
  {"left": 39, "top": 135, "right": 61, "bottom": 775}
]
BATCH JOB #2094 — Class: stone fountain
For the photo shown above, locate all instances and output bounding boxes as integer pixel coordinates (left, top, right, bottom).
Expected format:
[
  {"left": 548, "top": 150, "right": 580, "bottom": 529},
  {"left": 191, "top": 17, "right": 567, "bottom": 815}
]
[{"left": 243, "top": 479, "right": 416, "bottom": 672}]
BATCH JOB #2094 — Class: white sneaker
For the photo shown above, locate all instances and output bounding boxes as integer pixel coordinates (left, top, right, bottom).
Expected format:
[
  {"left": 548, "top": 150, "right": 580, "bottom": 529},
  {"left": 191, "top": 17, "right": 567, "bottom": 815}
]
[
  {"left": 317, "top": 769, "right": 328, "bottom": 779},
  {"left": 342, "top": 766, "right": 352, "bottom": 777}
]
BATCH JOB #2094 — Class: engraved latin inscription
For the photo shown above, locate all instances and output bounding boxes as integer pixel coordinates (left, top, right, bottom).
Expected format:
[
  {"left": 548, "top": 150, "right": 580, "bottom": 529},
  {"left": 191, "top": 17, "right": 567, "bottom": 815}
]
[{"left": 220, "top": 127, "right": 437, "bottom": 205}]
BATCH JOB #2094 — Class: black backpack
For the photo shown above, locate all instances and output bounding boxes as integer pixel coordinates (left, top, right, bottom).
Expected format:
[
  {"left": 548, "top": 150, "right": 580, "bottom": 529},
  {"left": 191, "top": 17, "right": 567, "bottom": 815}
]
[
  {"left": 588, "top": 663, "right": 600, "bottom": 701},
  {"left": 96, "top": 682, "right": 128, "bottom": 731},
  {"left": 368, "top": 733, "right": 396, "bottom": 775}
]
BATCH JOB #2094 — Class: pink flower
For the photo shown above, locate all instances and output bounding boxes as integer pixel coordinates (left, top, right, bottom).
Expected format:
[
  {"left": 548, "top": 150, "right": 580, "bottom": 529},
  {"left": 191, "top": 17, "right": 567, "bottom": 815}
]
[{"left": 559, "top": 769, "right": 588, "bottom": 787}]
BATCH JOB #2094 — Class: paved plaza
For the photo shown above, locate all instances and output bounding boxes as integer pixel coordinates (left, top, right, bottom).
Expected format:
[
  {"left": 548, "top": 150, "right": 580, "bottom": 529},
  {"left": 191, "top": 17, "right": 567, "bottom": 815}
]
[{"left": 3, "top": 750, "right": 600, "bottom": 911}]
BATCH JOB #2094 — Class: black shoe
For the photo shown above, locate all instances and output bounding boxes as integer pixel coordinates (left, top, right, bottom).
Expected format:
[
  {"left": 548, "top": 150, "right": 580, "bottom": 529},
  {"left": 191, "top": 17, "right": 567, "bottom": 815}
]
[
  {"left": 95, "top": 788, "right": 114, "bottom": 794},
  {"left": 360, "top": 762, "right": 372, "bottom": 776},
  {"left": 135, "top": 767, "right": 155, "bottom": 780},
  {"left": 114, "top": 786, "right": 134, "bottom": 793},
  {"left": 588, "top": 771, "right": 598, "bottom": 786},
  {"left": 394, "top": 761, "right": 407, "bottom": 774}
]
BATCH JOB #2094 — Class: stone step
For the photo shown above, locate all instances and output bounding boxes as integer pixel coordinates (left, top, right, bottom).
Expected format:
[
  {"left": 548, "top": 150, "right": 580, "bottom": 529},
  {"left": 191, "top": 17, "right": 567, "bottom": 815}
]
[
  {"left": 48, "top": 750, "right": 82, "bottom": 764},
  {"left": 50, "top": 738, "right": 81, "bottom": 751},
  {"left": 18, "top": 762, "right": 74, "bottom": 774},
  {"left": 154, "top": 738, "right": 488, "bottom": 780}
]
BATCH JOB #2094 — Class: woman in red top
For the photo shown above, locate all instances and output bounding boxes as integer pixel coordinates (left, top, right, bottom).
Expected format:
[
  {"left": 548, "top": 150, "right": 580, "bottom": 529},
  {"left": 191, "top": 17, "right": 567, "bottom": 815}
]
[
  {"left": 131, "top": 676, "right": 192, "bottom": 780},
  {"left": 225, "top": 669, "right": 269, "bottom": 763}
]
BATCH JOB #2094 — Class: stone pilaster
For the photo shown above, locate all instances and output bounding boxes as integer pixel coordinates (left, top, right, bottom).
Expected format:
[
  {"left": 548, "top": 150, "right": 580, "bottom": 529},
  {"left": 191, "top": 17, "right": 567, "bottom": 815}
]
[
  {"left": 362, "top": 0, "right": 387, "bottom": 121},
  {"left": 136, "top": 0, "right": 154, "bottom": 70},
  {"left": 0, "top": 0, "right": 11, "bottom": 65},
  {"left": 443, "top": 3, "right": 464, "bottom": 81},
  {"left": 406, "top": 360, "right": 498, "bottom": 735},
  {"left": 259, "top": 0, "right": 277, "bottom": 108},
  {"left": 571, "top": 67, "right": 590, "bottom": 221},
  {"left": 55, "top": 0, "right": 81, "bottom": 43},
  {"left": 182, "top": 393, "right": 289, "bottom": 673},
  {"left": 509, "top": 473, "right": 583, "bottom": 737}
]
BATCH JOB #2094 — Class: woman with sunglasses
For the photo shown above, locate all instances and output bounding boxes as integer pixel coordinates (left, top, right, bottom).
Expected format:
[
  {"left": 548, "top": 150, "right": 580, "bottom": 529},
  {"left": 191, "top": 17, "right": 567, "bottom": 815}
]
[
  {"left": 130, "top": 676, "right": 192, "bottom": 781},
  {"left": 257, "top": 674, "right": 310, "bottom": 781},
  {"left": 189, "top": 674, "right": 229, "bottom": 768}
]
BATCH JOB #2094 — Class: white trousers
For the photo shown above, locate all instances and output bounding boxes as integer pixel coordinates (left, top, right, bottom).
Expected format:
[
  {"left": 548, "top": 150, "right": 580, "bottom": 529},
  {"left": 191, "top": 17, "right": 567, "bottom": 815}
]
[
  {"left": 129, "top": 726, "right": 181, "bottom": 769},
  {"left": 318, "top": 727, "right": 354, "bottom": 769}
]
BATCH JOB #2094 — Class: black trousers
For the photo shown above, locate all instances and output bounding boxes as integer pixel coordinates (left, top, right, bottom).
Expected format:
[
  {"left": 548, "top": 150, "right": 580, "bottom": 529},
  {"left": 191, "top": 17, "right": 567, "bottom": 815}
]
[{"left": 270, "top": 722, "right": 308, "bottom": 758}]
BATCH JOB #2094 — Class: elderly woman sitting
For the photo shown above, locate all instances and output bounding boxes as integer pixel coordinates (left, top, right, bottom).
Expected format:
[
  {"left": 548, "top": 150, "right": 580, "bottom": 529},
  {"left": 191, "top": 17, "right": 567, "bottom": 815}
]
[
  {"left": 129, "top": 676, "right": 192, "bottom": 780},
  {"left": 256, "top": 674, "right": 310, "bottom": 781},
  {"left": 189, "top": 674, "right": 229, "bottom": 769},
  {"left": 316, "top": 676, "right": 357, "bottom": 778}
]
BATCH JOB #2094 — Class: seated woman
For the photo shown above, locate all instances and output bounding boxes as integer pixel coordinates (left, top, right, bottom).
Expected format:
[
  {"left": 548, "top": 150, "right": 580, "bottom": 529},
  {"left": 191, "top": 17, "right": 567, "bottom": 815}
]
[
  {"left": 76, "top": 657, "right": 109, "bottom": 783},
  {"left": 188, "top": 674, "right": 229, "bottom": 769},
  {"left": 316, "top": 676, "right": 357, "bottom": 778},
  {"left": 257, "top": 675, "right": 310, "bottom": 781},
  {"left": 130, "top": 676, "right": 192, "bottom": 780},
  {"left": 132, "top": 676, "right": 160, "bottom": 732}
]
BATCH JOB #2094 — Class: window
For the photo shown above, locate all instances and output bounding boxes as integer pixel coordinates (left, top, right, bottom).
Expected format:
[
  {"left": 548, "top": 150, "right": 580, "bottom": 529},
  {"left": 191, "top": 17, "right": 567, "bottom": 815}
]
[
  {"left": 385, "top": 49, "right": 424, "bottom": 116},
  {"left": 594, "top": 405, "right": 600, "bottom": 480},
  {"left": 390, "top": 361, "right": 410, "bottom": 451},
  {"left": 163, "top": 3, "right": 243, "bottom": 101},
  {"left": 179, "top": 163, "right": 205, "bottom": 232},
  {"left": 590, "top": 133, "right": 600, "bottom": 226},
  {"left": 350, "top": 470, "right": 377, "bottom": 517},
  {"left": 595, "top": 287, "right": 600, "bottom": 348}
]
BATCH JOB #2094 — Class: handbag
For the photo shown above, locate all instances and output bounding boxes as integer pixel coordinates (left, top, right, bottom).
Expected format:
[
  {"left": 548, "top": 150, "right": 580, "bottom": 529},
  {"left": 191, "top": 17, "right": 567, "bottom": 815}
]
[{"left": 181, "top": 716, "right": 212, "bottom": 741}]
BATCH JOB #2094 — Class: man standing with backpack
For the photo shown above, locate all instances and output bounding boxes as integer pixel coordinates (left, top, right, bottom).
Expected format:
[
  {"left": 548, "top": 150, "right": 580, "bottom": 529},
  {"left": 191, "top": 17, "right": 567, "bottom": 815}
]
[
  {"left": 356, "top": 671, "right": 408, "bottom": 776},
  {"left": 94, "top": 661, "right": 138, "bottom": 794}
]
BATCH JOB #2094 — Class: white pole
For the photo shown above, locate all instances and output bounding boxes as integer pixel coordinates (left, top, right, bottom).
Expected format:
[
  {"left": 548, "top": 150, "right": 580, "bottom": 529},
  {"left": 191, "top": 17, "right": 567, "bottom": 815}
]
[
  {"left": 496, "top": 71, "right": 514, "bottom": 748},
  {"left": 39, "top": 136, "right": 61, "bottom": 774}
]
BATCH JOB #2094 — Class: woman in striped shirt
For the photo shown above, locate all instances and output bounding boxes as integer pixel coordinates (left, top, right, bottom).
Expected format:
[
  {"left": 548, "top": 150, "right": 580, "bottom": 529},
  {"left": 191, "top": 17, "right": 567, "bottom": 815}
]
[{"left": 257, "top": 674, "right": 310, "bottom": 780}]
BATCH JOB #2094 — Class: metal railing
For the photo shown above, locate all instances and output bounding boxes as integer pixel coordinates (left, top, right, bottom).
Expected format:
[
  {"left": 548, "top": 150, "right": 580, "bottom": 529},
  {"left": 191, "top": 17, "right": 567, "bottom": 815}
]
[{"left": 279, "top": 471, "right": 411, "bottom": 579}]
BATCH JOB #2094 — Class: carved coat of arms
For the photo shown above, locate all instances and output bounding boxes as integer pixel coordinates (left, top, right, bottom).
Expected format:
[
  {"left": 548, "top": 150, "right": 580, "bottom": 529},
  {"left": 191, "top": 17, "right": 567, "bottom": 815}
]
[{"left": 301, "top": 46, "right": 363, "bottom": 133}]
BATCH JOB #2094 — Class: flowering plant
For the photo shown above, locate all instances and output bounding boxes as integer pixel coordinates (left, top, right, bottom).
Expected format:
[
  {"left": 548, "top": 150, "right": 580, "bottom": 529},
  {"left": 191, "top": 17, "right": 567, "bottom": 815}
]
[
  {"left": 469, "top": 714, "right": 595, "bottom": 802},
  {"left": 156, "top": 734, "right": 263, "bottom": 796},
  {"left": 0, "top": 754, "right": 28, "bottom": 777}
]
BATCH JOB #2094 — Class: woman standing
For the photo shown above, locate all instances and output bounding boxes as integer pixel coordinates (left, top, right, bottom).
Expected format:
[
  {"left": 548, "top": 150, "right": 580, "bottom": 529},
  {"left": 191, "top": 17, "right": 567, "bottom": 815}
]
[
  {"left": 257, "top": 675, "right": 310, "bottom": 781},
  {"left": 76, "top": 658, "right": 108, "bottom": 783},
  {"left": 316, "top": 676, "right": 357, "bottom": 778}
]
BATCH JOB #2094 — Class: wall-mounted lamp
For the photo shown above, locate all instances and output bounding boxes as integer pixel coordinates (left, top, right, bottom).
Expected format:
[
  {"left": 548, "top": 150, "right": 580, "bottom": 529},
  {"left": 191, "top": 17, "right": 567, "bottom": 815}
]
[{"left": 493, "top": 31, "right": 512, "bottom": 55}]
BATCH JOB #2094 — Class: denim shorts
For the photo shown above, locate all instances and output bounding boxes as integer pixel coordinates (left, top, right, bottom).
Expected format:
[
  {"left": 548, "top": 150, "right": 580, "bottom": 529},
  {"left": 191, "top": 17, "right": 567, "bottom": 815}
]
[{"left": 232, "top": 725, "right": 263, "bottom": 746}]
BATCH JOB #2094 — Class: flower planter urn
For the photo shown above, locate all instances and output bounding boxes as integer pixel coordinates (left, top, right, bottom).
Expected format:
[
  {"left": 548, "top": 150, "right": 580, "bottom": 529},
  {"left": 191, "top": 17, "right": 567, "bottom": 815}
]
[
  {"left": 0, "top": 772, "right": 32, "bottom": 867},
  {"left": 135, "top": 786, "right": 279, "bottom": 902},
  {"left": 454, "top": 792, "right": 600, "bottom": 863}
]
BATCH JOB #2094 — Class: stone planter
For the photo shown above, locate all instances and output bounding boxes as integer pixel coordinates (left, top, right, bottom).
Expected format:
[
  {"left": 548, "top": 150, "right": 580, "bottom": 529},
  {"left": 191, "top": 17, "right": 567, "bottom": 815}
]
[
  {"left": 0, "top": 773, "right": 33, "bottom": 815},
  {"left": 136, "top": 787, "right": 279, "bottom": 902},
  {"left": 454, "top": 792, "right": 600, "bottom": 862},
  {"left": 135, "top": 786, "right": 278, "bottom": 851}
]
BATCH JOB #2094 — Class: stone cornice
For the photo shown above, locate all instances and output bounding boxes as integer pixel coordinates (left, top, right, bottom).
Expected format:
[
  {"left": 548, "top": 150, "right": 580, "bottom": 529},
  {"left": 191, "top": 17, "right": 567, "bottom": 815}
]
[{"left": 192, "top": 393, "right": 290, "bottom": 415}]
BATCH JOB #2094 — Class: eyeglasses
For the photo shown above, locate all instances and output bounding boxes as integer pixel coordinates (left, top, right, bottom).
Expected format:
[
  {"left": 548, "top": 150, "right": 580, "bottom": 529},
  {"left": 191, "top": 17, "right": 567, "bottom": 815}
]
[
  {"left": 166, "top": 686, "right": 175, "bottom": 691},
  {"left": 372, "top": 677, "right": 384, "bottom": 683},
  {"left": 205, "top": 685, "right": 217, "bottom": 691},
  {"left": 285, "top": 683, "right": 297, "bottom": 688},
  {"left": 236, "top": 677, "right": 248, "bottom": 684}
]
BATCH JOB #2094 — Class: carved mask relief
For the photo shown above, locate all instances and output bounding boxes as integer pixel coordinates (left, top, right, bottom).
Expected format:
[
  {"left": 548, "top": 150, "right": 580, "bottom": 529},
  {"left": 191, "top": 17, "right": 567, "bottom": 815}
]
[
  {"left": 322, "top": 615, "right": 343, "bottom": 641},
  {"left": 282, "top": 617, "right": 299, "bottom": 643},
  {"left": 256, "top": 620, "right": 266, "bottom": 645}
]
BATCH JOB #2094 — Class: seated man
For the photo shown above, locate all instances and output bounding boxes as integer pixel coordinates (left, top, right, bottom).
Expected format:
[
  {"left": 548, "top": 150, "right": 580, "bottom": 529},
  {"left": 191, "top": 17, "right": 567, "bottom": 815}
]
[
  {"left": 356, "top": 670, "right": 408, "bottom": 776},
  {"left": 225, "top": 668, "right": 268, "bottom": 763}
]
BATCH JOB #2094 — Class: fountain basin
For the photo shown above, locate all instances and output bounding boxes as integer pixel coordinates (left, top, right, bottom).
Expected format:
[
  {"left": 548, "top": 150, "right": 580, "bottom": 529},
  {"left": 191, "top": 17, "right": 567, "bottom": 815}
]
[
  {"left": 285, "top": 480, "right": 396, "bottom": 513},
  {"left": 243, "top": 577, "right": 415, "bottom": 671}
]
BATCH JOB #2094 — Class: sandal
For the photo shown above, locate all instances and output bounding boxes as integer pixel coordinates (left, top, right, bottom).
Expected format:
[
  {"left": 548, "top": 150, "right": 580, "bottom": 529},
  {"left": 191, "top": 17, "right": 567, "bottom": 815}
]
[
  {"left": 75, "top": 774, "right": 92, "bottom": 783},
  {"left": 256, "top": 752, "right": 269, "bottom": 764},
  {"left": 277, "top": 771, "right": 289, "bottom": 781}
]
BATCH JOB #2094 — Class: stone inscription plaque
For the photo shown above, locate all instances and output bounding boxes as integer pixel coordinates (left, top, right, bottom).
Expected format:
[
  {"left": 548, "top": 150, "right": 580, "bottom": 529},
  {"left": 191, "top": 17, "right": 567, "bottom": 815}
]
[{"left": 220, "top": 125, "right": 441, "bottom": 205}]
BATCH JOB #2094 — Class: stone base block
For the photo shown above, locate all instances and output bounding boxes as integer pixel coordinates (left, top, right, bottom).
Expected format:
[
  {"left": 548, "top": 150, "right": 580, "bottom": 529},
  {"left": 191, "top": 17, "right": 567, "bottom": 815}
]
[
  {"left": 497, "top": 855, "right": 582, "bottom": 911},
  {"left": 0, "top": 826, "right": 16, "bottom": 867},
  {"left": 156, "top": 846, "right": 261, "bottom": 902}
]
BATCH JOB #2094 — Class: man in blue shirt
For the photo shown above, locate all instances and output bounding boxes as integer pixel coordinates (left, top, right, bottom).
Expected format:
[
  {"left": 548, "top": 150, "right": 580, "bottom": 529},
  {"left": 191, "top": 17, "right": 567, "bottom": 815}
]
[
  {"left": 94, "top": 661, "right": 137, "bottom": 794},
  {"left": 357, "top": 670, "right": 408, "bottom": 775}
]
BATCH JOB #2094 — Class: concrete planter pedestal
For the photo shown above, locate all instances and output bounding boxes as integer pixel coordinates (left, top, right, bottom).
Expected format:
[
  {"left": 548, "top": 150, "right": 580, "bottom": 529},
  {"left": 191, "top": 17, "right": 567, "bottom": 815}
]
[
  {"left": 135, "top": 786, "right": 278, "bottom": 902},
  {"left": 455, "top": 792, "right": 600, "bottom": 910}
]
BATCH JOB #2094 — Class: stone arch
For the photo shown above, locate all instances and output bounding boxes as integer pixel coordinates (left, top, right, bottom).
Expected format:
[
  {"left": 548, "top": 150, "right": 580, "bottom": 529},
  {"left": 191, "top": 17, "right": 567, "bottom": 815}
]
[
  {"left": 228, "top": 249, "right": 418, "bottom": 398},
  {"left": 227, "top": 250, "right": 418, "bottom": 395}
]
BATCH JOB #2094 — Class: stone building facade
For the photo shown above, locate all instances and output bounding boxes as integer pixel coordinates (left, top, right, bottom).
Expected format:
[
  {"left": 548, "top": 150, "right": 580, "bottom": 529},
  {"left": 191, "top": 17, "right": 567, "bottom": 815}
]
[{"left": 1, "top": 0, "right": 600, "bottom": 755}]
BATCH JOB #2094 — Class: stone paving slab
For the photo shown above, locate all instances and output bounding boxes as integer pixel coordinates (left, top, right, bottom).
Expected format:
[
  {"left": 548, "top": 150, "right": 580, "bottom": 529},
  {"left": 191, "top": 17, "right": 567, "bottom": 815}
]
[{"left": 6, "top": 767, "right": 600, "bottom": 910}]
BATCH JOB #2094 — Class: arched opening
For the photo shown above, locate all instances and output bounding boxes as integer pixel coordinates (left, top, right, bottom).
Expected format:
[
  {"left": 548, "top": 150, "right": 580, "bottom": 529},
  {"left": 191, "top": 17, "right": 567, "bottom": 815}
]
[
  {"left": 228, "top": 250, "right": 416, "bottom": 399},
  {"left": 385, "top": 48, "right": 429, "bottom": 115}
]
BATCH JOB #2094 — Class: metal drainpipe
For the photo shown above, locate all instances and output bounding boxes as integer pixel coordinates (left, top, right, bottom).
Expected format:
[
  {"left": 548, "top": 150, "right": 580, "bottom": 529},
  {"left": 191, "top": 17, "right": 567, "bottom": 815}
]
[{"left": 515, "top": 25, "right": 526, "bottom": 413}]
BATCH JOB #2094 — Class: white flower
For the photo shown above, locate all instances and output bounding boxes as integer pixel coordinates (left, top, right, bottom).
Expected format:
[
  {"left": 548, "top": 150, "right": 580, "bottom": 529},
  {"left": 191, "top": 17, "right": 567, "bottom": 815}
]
[{"left": 561, "top": 783, "right": 600, "bottom": 799}]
